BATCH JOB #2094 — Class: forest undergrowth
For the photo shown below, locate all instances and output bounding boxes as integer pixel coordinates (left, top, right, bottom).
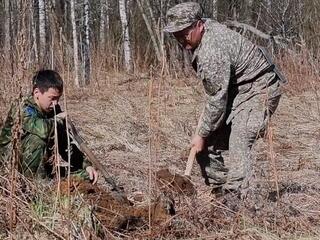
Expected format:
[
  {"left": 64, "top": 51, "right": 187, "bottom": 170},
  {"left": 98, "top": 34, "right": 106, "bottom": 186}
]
[{"left": 0, "top": 49, "right": 320, "bottom": 239}]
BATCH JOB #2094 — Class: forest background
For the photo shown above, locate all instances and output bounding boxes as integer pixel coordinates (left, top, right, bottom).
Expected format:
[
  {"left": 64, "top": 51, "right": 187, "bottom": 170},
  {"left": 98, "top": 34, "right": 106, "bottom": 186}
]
[{"left": 0, "top": 0, "right": 320, "bottom": 239}]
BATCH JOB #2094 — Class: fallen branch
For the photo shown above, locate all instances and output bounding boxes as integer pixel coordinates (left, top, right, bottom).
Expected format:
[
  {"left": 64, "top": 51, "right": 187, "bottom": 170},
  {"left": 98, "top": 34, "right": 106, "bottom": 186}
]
[{"left": 224, "top": 20, "right": 290, "bottom": 46}]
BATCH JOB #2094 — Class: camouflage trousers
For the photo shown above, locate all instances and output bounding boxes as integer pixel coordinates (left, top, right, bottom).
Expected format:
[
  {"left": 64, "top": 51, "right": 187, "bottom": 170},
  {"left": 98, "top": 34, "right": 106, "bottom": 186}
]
[
  {"left": 197, "top": 91, "right": 281, "bottom": 195},
  {"left": 0, "top": 124, "right": 89, "bottom": 179}
]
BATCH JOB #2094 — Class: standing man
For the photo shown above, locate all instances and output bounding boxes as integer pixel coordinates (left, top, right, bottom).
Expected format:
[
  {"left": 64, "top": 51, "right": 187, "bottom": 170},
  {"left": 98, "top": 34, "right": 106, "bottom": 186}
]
[
  {"left": 0, "top": 70, "right": 98, "bottom": 183},
  {"left": 164, "top": 2, "right": 286, "bottom": 197}
]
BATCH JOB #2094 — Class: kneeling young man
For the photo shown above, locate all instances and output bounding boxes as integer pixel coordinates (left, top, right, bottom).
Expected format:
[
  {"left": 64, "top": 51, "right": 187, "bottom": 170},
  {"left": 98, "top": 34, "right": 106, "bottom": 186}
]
[{"left": 0, "top": 70, "right": 98, "bottom": 183}]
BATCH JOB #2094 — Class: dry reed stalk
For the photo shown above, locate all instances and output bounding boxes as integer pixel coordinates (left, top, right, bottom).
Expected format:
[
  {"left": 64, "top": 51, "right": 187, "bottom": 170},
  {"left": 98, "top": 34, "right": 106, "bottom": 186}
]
[
  {"left": 29, "top": 214, "right": 66, "bottom": 240},
  {"left": 267, "top": 119, "right": 280, "bottom": 201},
  {"left": 50, "top": 8, "right": 74, "bottom": 231},
  {"left": 148, "top": 68, "right": 154, "bottom": 234},
  {"left": 52, "top": 105, "right": 61, "bottom": 229},
  {"left": 62, "top": 70, "right": 72, "bottom": 240},
  {"left": 8, "top": 98, "right": 22, "bottom": 233},
  {"left": 0, "top": 172, "right": 69, "bottom": 239},
  {"left": 7, "top": 0, "right": 29, "bottom": 232},
  {"left": 154, "top": 78, "right": 161, "bottom": 176},
  {"left": 264, "top": 66, "right": 280, "bottom": 202}
]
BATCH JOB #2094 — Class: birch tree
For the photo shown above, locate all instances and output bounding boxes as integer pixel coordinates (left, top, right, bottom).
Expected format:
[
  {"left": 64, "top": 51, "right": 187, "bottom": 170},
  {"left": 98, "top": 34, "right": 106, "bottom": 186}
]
[
  {"left": 99, "top": 0, "right": 109, "bottom": 50},
  {"left": 39, "top": 0, "right": 46, "bottom": 60},
  {"left": 136, "top": 0, "right": 161, "bottom": 62},
  {"left": 83, "top": 0, "right": 90, "bottom": 85},
  {"left": 4, "top": 0, "right": 11, "bottom": 54},
  {"left": 119, "top": 0, "right": 132, "bottom": 72},
  {"left": 31, "top": 0, "right": 39, "bottom": 63},
  {"left": 70, "top": 0, "right": 80, "bottom": 87}
]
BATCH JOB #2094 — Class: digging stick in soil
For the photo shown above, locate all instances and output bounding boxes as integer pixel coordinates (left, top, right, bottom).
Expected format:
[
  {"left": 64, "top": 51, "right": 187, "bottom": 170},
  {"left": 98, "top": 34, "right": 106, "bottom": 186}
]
[
  {"left": 156, "top": 109, "right": 204, "bottom": 196},
  {"left": 67, "top": 119, "right": 123, "bottom": 192},
  {"left": 184, "top": 147, "right": 197, "bottom": 176}
]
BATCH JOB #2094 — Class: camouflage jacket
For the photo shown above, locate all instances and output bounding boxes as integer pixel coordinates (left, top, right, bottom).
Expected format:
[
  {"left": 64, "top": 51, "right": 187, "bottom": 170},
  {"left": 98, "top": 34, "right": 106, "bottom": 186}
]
[
  {"left": 192, "top": 20, "right": 286, "bottom": 137},
  {"left": 0, "top": 95, "right": 91, "bottom": 172},
  {"left": 0, "top": 95, "right": 56, "bottom": 150}
]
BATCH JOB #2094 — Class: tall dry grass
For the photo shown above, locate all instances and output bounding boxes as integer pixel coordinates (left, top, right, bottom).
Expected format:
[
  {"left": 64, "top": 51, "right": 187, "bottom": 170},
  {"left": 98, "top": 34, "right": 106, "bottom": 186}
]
[{"left": 1, "top": 21, "right": 320, "bottom": 238}]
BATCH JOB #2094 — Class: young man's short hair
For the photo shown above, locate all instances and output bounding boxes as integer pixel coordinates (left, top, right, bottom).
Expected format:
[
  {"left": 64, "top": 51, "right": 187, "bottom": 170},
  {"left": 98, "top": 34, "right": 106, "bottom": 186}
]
[{"left": 32, "top": 70, "right": 63, "bottom": 94}]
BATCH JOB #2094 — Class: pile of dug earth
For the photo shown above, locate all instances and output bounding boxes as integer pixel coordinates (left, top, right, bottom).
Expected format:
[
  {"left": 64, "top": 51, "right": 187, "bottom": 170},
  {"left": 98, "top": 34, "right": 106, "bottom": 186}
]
[{"left": 59, "top": 177, "right": 179, "bottom": 233}]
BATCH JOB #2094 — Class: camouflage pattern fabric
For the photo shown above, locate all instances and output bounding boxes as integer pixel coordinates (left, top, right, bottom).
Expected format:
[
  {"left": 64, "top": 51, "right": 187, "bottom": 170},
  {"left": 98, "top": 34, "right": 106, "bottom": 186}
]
[
  {"left": 192, "top": 20, "right": 286, "bottom": 137},
  {"left": 163, "top": 2, "right": 202, "bottom": 33},
  {"left": 0, "top": 95, "right": 91, "bottom": 178},
  {"left": 192, "top": 19, "right": 286, "bottom": 193},
  {"left": 164, "top": 2, "right": 287, "bottom": 194}
]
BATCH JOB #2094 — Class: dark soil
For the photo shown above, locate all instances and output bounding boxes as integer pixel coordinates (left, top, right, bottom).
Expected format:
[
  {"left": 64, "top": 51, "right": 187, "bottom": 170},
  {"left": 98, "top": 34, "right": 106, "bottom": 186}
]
[
  {"left": 156, "top": 168, "right": 196, "bottom": 196},
  {"left": 59, "top": 178, "right": 175, "bottom": 231}
]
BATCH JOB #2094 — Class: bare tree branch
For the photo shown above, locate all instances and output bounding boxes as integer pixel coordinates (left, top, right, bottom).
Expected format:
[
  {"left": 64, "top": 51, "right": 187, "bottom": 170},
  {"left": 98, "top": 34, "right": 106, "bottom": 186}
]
[{"left": 224, "top": 20, "right": 290, "bottom": 47}]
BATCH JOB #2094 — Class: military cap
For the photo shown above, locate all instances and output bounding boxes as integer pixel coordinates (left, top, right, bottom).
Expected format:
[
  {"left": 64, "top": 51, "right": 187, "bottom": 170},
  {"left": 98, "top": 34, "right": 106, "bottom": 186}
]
[{"left": 164, "top": 2, "right": 203, "bottom": 33}]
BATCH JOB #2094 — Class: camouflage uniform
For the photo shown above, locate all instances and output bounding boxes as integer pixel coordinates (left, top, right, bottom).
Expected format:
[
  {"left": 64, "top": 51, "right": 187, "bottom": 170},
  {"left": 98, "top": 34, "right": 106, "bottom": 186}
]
[
  {"left": 0, "top": 95, "right": 91, "bottom": 178},
  {"left": 164, "top": 2, "right": 286, "bottom": 193}
]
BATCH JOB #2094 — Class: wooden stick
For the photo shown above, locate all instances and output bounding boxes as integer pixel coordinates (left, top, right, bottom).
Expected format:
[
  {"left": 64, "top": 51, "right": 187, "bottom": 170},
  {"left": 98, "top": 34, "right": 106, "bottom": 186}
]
[
  {"left": 184, "top": 147, "right": 197, "bottom": 176},
  {"left": 67, "top": 119, "right": 121, "bottom": 191},
  {"left": 184, "top": 109, "right": 204, "bottom": 177}
]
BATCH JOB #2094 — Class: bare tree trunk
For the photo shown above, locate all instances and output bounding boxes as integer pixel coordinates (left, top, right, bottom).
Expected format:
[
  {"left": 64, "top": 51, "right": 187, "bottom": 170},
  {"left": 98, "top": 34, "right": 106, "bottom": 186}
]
[
  {"left": 212, "top": 0, "right": 218, "bottom": 20},
  {"left": 51, "top": 0, "right": 56, "bottom": 9},
  {"left": 159, "top": 0, "right": 167, "bottom": 69},
  {"left": 246, "top": 0, "right": 253, "bottom": 23},
  {"left": 266, "top": 0, "right": 272, "bottom": 10},
  {"left": 64, "top": 0, "right": 68, "bottom": 36},
  {"left": 145, "top": 0, "right": 158, "bottom": 35},
  {"left": 100, "top": 0, "right": 109, "bottom": 50},
  {"left": 39, "top": 0, "right": 46, "bottom": 61},
  {"left": 4, "top": 0, "right": 11, "bottom": 54},
  {"left": 119, "top": 0, "right": 132, "bottom": 72},
  {"left": 136, "top": 0, "right": 161, "bottom": 62},
  {"left": 32, "top": 0, "right": 39, "bottom": 64},
  {"left": 247, "top": 0, "right": 253, "bottom": 7},
  {"left": 229, "top": 0, "right": 238, "bottom": 21},
  {"left": 146, "top": 0, "right": 164, "bottom": 57},
  {"left": 70, "top": 0, "right": 80, "bottom": 87},
  {"left": 83, "top": 0, "right": 90, "bottom": 85},
  {"left": 264, "top": 0, "right": 275, "bottom": 53}
]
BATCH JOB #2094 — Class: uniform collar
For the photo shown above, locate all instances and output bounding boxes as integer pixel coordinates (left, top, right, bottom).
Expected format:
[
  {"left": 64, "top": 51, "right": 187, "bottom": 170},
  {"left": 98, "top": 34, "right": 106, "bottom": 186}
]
[{"left": 25, "top": 95, "right": 48, "bottom": 117}]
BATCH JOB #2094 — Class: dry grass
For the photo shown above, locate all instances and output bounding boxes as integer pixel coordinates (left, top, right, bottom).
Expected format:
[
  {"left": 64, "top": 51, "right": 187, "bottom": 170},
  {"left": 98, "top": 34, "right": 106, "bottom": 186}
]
[{"left": 1, "top": 48, "right": 320, "bottom": 239}]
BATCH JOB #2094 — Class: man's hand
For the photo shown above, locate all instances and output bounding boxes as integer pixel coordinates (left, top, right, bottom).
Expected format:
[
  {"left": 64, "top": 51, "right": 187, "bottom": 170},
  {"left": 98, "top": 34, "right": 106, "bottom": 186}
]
[
  {"left": 55, "top": 112, "right": 66, "bottom": 120},
  {"left": 191, "top": 134, "right": 205, "bottom": 153},
  {"left": 86, "top": 166, "right": 99, "bottom": 185}
]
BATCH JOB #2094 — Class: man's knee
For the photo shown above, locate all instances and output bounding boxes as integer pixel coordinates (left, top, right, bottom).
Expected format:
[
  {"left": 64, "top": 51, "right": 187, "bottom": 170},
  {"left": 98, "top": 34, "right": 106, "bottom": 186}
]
[
  {"left": 197, "top": 150, "right": 228, "bottom": 186},
  {"left": 22, "top": 134, "right": 46, "bottom": 150},
  {"left": 21, "top": 134, "right": 47, "bottom": 175}
]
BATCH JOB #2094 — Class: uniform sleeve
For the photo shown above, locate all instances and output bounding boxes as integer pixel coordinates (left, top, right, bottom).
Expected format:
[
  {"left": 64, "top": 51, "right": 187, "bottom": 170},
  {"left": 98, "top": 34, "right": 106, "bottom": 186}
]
[
  {"left": 22, "top": 106, "right": 54, "bottom": 140},
  {"left": 198, "top": 50, "right": 231, "bottom": 137}
]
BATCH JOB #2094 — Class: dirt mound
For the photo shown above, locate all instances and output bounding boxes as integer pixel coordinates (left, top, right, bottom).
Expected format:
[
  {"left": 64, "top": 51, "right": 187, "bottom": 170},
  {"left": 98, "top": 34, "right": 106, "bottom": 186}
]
[
  {"left": 156, "top": 168, "right": 196, "bottom": 196},
  {"left": 60, "top": 178, "right": 175, "bottom": 231}
]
